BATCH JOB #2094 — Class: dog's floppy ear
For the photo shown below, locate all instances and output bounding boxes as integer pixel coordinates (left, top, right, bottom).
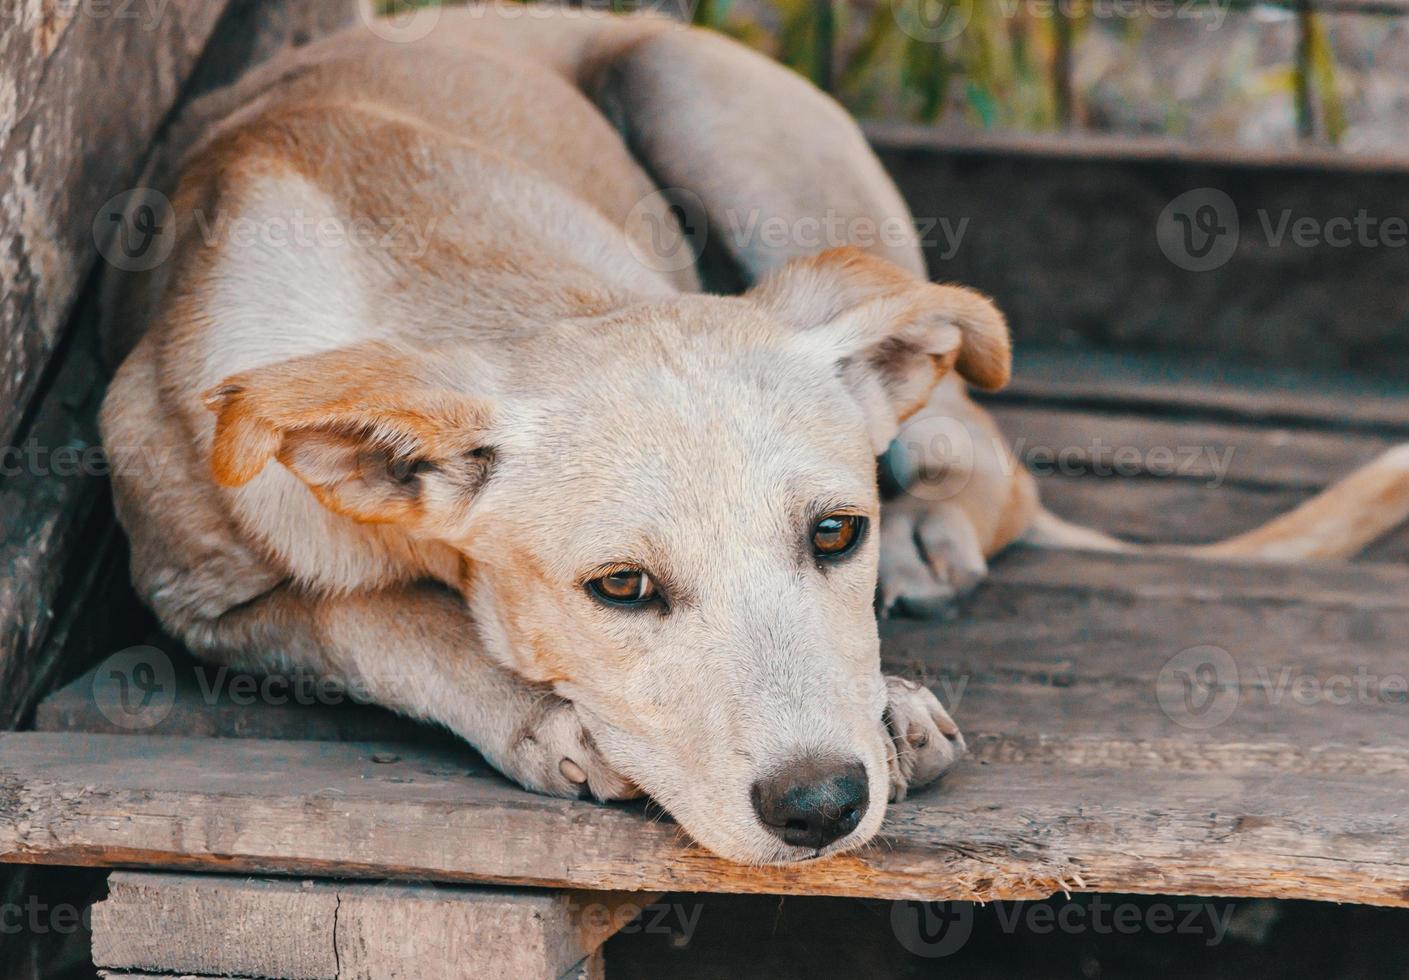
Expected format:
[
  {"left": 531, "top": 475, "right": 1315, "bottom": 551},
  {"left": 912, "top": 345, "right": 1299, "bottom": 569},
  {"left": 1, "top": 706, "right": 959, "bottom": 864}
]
[
  {"left": 750, "top": 247, "right": 1010, "bottom": 453},
  {"left": 202, "top": 343, "right": 495, "bottom": 536}
]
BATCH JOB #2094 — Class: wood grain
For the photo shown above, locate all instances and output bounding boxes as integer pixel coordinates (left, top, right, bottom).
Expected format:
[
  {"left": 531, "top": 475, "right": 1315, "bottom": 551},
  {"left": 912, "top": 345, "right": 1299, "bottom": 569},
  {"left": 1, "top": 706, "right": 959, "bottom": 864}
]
[
  {"left": 35, "top": 641, "right": 430, "bottom": 742},
  {"left": 2, "top": 732, "right": 1408, "bottom": 907},
  {"left": 989, "top": 349, "right": 1409, "bottom": 434},
  {"left": 866, "top": 119, "right": 1409, "bottom": 175},
  {"left": 0, "top": 306, "right": 123, "bottom": 728},
  {"left": 92, "top": 871, "right": 650, "bottom": 980},
  {"left": 0, "top": 0, "right": 234, "bottom": 447},
  {"left": 98, "top": 953, "right": 604, "bottom": 980},
  {"left": 988, "top": 403, "right": 1397, "bottom": 491},
  {"left": 877, "top": 126, "right": 1409, "bottom": 375}
]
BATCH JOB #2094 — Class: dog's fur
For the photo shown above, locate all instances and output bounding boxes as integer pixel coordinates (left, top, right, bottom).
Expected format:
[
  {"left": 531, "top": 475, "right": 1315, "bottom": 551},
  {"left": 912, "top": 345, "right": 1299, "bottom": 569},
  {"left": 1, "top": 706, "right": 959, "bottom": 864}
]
[{"left": 100, "top": 4, "right": 1409, "bottom": 865}]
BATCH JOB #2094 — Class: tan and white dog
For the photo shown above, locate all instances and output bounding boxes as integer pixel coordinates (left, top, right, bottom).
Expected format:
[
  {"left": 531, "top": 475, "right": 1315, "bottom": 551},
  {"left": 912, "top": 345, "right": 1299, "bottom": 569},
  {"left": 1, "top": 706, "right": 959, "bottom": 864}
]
[{"left": 100, "top": 4, "right": 1409, "bottom": 865}]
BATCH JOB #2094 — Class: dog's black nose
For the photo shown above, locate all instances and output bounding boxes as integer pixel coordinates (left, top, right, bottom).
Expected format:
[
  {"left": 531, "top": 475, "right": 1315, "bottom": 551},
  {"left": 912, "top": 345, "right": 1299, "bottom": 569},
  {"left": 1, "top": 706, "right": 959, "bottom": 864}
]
[{"left": 751, "top": 756, "right": 869, "bottom": 850}]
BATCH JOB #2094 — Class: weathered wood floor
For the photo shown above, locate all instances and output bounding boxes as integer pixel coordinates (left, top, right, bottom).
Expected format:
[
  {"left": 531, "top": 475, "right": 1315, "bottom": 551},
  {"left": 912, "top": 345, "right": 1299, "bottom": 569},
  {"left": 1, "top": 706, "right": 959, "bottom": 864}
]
[{"left": 4, "top": 349, "right": 1409, "bottom": 909}]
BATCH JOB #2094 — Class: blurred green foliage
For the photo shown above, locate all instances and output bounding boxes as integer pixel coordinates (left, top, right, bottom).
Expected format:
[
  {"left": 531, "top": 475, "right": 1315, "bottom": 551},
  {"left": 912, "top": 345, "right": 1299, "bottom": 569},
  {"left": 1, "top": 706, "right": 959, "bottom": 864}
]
[{"left": 375, "top": 0, "right": 1346, "bottom": 144}]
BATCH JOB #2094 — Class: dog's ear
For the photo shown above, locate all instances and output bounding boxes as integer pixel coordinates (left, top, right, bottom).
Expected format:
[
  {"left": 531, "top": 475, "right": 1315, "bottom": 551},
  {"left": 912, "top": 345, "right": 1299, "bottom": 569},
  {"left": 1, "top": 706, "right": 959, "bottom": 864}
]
[
  {"left": 202, "top": 343, "right": 495, "bottom": 536},
  {"left": 749, "top": 247, "right": 1010, "bottom": 453}
]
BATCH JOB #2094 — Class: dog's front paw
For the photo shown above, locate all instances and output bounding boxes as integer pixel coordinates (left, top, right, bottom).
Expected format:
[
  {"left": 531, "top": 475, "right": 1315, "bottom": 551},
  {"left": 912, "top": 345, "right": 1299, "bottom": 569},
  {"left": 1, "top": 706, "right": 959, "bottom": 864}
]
[
  {"left": 498, "top": 697, "right": 642, "bottom": 802},
  {"left": 882, "top": 676, "right": 965, "bottom": 802},
  {"left": 878, "top": 499, "right": 988, "bottom": 619}
]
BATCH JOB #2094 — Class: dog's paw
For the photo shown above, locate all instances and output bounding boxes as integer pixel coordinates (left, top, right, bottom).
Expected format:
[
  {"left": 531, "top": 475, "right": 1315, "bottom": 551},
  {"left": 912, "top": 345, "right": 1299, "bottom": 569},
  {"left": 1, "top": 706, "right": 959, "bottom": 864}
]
[
  {"left": 499, "top": 697, "right": 642, "bottom": 802},
  {"left": 882, "top": 676, "right": 965, "bottom": 802},
  {"left": 878, "top": 499, "right": 988, "bottom": 619}
]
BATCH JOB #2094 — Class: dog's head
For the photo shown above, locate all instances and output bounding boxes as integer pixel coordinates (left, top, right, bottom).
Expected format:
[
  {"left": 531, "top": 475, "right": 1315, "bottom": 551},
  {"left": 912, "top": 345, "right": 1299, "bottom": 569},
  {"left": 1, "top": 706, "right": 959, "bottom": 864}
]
[{"left": 205, "top": 247, "right": 1008, "bottom": 863}]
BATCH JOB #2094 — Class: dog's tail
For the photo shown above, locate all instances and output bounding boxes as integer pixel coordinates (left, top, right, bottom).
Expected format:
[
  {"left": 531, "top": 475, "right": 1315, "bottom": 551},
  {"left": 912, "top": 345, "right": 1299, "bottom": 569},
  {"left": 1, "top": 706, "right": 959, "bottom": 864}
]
[{"left": 1022, "top": 444, "right": 1409, "bottom": 561}]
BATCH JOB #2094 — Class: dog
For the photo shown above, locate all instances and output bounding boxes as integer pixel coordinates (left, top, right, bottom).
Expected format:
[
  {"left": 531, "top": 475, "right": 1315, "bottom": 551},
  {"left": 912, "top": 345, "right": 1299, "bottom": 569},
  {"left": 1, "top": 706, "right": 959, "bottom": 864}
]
[{"left": 99, "top": 3, "right": 1409, "bottom": 865}]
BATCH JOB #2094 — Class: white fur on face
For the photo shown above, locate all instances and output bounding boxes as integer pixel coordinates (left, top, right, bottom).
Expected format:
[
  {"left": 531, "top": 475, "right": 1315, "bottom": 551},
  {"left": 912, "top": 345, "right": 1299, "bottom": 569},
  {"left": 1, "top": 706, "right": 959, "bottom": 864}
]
[{"left": 460, "top": 301, "right": 894, "bottom": 863}]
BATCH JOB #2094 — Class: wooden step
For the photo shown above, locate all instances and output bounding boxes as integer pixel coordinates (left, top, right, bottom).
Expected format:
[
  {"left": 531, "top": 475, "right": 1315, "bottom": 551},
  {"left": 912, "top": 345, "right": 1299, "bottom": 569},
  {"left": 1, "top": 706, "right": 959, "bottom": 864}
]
[
  {"left": 992, "top": 348, "right": 1409, "bottom": 435},
  {"left": 91, "top": 871, "right": 633, "bottom": 980},
  {"left": 100, "top": 962, "right": 602, "bottom": 980},
  {"left": 3, "top": 730, "right": 1409, "bottom": 907}
]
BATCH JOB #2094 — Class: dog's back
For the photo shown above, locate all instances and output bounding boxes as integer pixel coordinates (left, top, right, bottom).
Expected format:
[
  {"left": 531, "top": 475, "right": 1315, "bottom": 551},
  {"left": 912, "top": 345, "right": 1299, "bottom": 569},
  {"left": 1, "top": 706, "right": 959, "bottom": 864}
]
[{"left": 99, "top": 6, "right": 697, "bottom": 366}]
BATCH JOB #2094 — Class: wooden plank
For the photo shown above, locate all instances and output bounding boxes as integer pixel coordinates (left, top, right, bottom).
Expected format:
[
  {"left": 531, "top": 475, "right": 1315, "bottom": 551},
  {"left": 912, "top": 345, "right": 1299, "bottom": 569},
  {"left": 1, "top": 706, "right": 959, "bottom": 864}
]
[
  {"left": 867, "top": 120, "right": 1409, "bottom": 176},
  {"left": 92, "top": 871, "right": 647, "bottom": 980},
  {"left": 894, "top": 554, "right": 1409, "bottom": 776},
  {"left": 976, "top": 546, "right": 1409, "bottom": 610},
  {"left": 0, "top": 0, "right": 235, "bottom": 447},
  {"left": 889, "top": 550, "right": 1409, "bottom": 676},
  {"left": 0, "top": 303, "right": 118, "bottom": 728},
  {"left": 951, "top": 679, "right": 1409, "bottom": 777},
  {"left": 99, "top": 951, "right": 605, "bottom": 980},
  {"left": 34, "top": 641, "right": 433, "bottom": 742},
  {"left": 988, "top": 403, "right": 1397, "bottom": 491},
  {"left": 877, "top": 100, "right": 1409, "bottom": 374},
  {"left": 989, "top": 348, "right": 1409, "bottom": 434},
  {"left": 2, "top": 732, "right": 1408, "bottom": 906},
  {"left": 19, "top": 551, "right": 1409, "bottom": 902},
  {"left": 0, "top": 5, "right": 84, "bottom": 158}
]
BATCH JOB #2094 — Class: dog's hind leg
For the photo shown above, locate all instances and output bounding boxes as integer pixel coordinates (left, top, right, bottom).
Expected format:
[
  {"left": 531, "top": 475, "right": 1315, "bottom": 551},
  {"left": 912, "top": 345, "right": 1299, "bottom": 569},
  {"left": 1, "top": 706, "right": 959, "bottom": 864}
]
[{"left": 587, "top": 25, "right": 924, "bottom": 282}]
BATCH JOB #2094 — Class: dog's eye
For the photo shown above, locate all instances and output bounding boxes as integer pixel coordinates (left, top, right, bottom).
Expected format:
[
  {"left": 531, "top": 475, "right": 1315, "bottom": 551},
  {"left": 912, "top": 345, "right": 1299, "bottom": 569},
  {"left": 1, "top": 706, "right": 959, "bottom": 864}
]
[
  {"left": 587, "top": 568, "right": 658, "bottom": 607},
  {"left": 812, "top": 514, "right": 866, "bottom": 559}
]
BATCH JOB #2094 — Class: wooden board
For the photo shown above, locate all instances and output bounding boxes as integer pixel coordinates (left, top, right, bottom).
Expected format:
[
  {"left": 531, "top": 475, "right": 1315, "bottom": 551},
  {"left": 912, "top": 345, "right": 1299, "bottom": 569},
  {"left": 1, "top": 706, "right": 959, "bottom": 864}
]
[
  {"left": 990, "top": 348, "right": 1409, "bottom": 434},
  {"left": 99, "top": 951, "right": 604, "bottom": 980},
  {"left": 873, "top": 121, "right": 1409, "bottom": 375},
  {"left": 866, "top": 119, "right": 1409, "bottom": 176},
  {"left": 0, "top": 303, "right": 143, "bottom": 730},
  {"left": 0, "top": 0, "right": 233, "bottom": 447},
  {"left": 35, "top": 640, "right": 429, "bottom": 742},
  {"left": 92, "top": 871, "right": 645, "bottom": 980},
  {"left": 986, "top": 403, "right": 1398, "bottom": 489},
  {"left": 3, "top": 731, "right": 1409, "bottom": 907}
]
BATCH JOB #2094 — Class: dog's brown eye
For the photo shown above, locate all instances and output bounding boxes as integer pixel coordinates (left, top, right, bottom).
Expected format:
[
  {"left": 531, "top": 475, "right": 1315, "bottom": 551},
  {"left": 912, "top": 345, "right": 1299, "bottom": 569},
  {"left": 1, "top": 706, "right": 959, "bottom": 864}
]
[
  {"left": 587, "top": 568, "right": 657, "bottom": 607},
  {"left": 812, "top": 514, "right": 865, "bottom": 559}
]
